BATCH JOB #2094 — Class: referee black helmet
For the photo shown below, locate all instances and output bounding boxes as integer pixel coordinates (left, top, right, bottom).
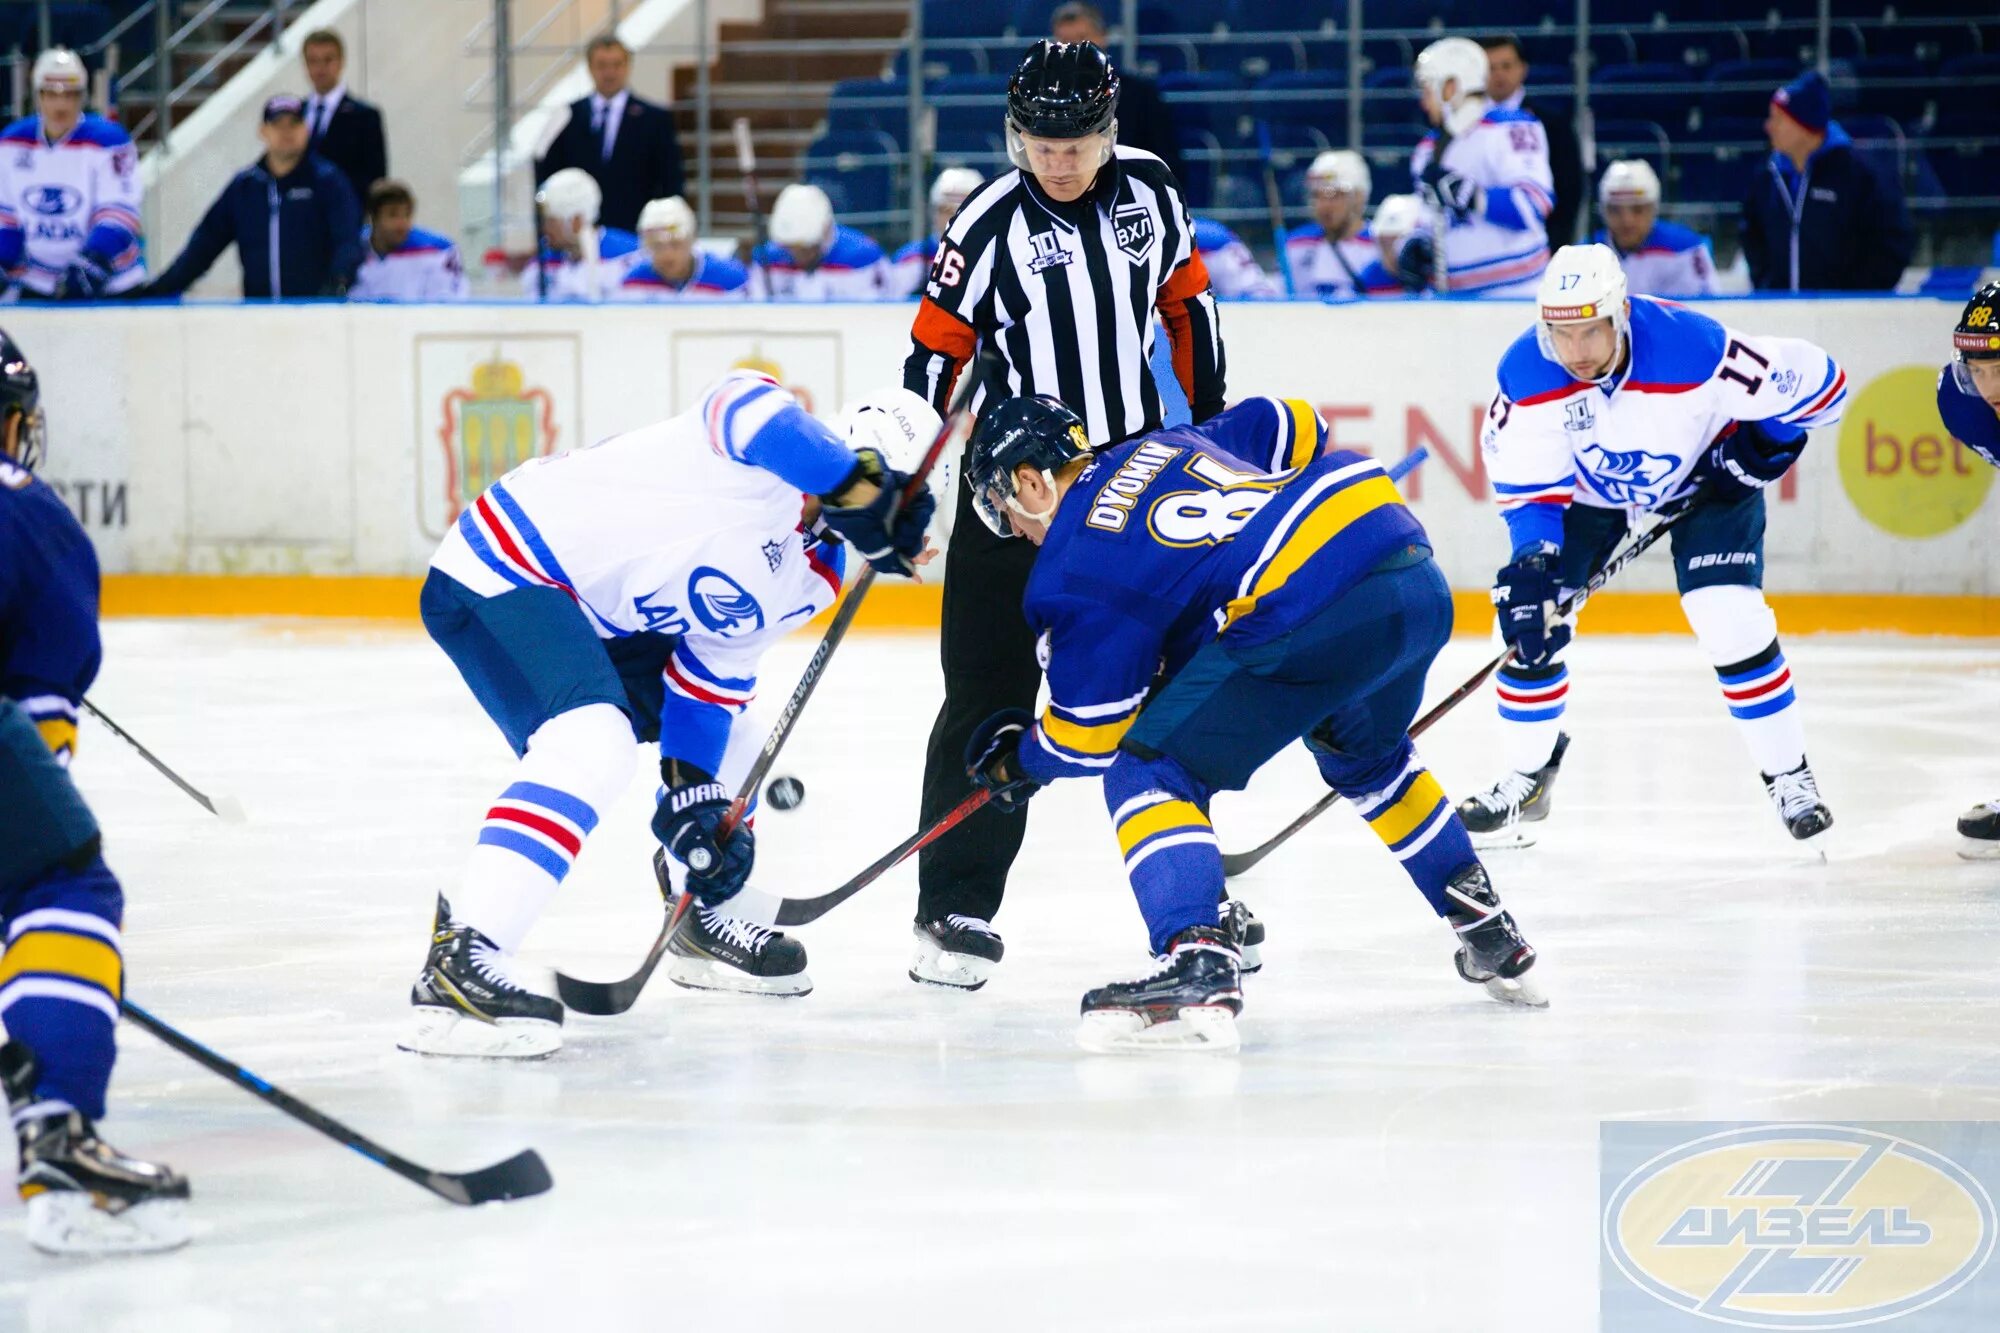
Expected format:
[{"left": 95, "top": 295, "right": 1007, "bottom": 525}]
[
  {"left": 967, "top": 395, "right": 1092, "bottom": 537},
  {"left": 0, "top": 331, "right": 45, "bottom": 472},
  {"left": 1006, "top": 41, "right": 1119, "bottom": 141}
]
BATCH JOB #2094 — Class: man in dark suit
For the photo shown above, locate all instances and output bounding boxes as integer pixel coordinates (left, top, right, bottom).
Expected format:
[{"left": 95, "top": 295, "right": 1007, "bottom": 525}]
[
  {"left": 301, "top": 28, "right": 387, "bottom": 205},
  {"left": 1050, "top": 2, "right": 1182, "bottom": 181},
  {"left": 1480, "top": 35, "right": 1582, "bottom": 249},
  {"left": 535, "top": 36, "right": 685, "bottom": 235}
]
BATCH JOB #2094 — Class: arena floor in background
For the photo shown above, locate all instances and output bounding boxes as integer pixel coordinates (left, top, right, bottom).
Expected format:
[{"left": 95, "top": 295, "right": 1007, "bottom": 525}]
[{"left": 6, "top": 621, "right": 1999, "bottom": 1330}]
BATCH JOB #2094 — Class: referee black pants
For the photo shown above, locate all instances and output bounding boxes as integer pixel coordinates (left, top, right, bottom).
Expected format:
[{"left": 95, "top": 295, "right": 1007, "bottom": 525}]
[{"left": 915, "top": 474, "right": 1042, "bottom": 924}]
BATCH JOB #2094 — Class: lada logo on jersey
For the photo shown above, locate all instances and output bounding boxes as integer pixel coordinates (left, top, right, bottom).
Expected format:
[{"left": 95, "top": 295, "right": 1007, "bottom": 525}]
[
  {"left": 1564, "top": 399, "right": 1595, "bottom": 432},
  {"left": 436, "top": 358, "right": 558, "bottom": 524},
  {"left": 24, "top": 184, "right": 80, "bottom": 216},
  {"left": 1027, "top": 231, "right": 1072, "bottom": 275},
  {"left": 1579, "top": 444, "right": 1678, "bottom": 505},
  {"left": 1086, "top": 440, "right": 1180, "bottom": 532},
  {"left": 1113, "top": 204, "right": 1157, "bottom": 263},
  {"left": 689, "top": 567, "right": 765, "bottom": 635}
]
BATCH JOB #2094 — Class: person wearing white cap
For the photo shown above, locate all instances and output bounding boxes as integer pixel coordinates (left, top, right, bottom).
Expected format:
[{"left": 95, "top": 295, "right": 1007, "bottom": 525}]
[
  {"left": 522, "top": 167, "right": 640, "bottom": 303},
  {"left": 751, "top": 182, "right": 890, "bottom": 301},
  {"left": 1590, "top": 159, "right": 1716, "bottom": 298},
  {"left": 0, "top": 48, "right": 145, "bottom": 299},
  {"left": 616, "top": 196, "right": 749, "bottom": 301},
  {"left": 1353, "top": 193, "right": 1427, "bottom": 298},
  {"left": 1281, "top": 150, "right": 1378, "bottom": 301},
  {"left": 891, "top": 168, "right": 985, "bottom": 299}
]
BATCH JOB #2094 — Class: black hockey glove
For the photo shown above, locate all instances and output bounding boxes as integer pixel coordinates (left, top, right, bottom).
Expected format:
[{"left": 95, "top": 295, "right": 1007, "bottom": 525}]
[
  {"left": 1395, "top": 234, "right": 1436, "bottom": 292},
  {"left": 1419, "top": 160, "right": 1482, "bottom": 224},
  {"left": 650, "top": 760, "right": 754, "bottom": 905},
  {"left": 1492, "top": 543, "right": 1572, "bottom": 669},
  {"left": 1692, "top": 420, "right": 1803, "bottom": 508},
  {"left": 59, "top": 255, "right": 112, "bottom": 300},
  {"left": 965, "top": 708, "right": 1041, "bottom": 814},
  {"left": 818, "top": 447, "right": 937, "bottom": 577}
]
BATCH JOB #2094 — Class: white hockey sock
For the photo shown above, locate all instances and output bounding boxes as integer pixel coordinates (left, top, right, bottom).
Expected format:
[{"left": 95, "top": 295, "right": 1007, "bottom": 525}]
[
  {"left": 455, "top": 703, "right": 637, "bottom": 953},
  {"left": 1494, "top": 661, "right": 1569, "bottom": 774},
  {"left": 1681, "top": 586, "right": 1806, "bottom": 777}
]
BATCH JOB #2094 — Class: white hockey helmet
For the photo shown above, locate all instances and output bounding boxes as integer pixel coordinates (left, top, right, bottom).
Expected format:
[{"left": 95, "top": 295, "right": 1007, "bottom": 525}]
[
  {"left": 32, "top": 48, "right": 86, "bottom": 95},
  {"left": 837, "top": 387, "right": 950, "bottom": 540},
  {"left": 1305, "top": 150, "right": 1370, "bottom": 200},
  {"left": 1371, "top": 193, "right": 1424, "bottom": 242},
  {"left": 930, "top": 167, "right": 984, "bottom": 210},
  {"left": 1598, "top": 159, "right": 1662, "bottom": 211},
  {"left": 535, "top": 168, "right": 601, "bottom": 226},
  {"left": 769, "top": 183, "right": 836, "bottom": 249},
  {"left": 1414, "top": 37, "right": 1489, "bottom": 138},
  {"left": 1535, "top": 243, "right": 1630, "bottom": 367},
  {"left": 636, "top": 195, "right": 697, "bottom": 240}
]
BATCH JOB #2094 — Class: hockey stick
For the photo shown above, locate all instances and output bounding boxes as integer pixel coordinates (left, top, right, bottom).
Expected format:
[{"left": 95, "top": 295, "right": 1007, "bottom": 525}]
[
  {"left": 1255, "top": 123, "right": 1297, "bottom": 299},
  {"left": 1386, "top": 446, "right": 1428, "bottom": 485},
  {"left": 81, "top": 699, "right": 245, "bottom": 823},
  {"left": 1220, "top": 507, "right": 1686, "bottom": 878},
  {"left": 555, "top": 356, "right": 991, "bottom": 1015},
  {"left": 120, "top": 1000, "right": 551, "bottom": 1206},
  {"left": 735, "top": 118, "right": 766, "bottom": 250}
]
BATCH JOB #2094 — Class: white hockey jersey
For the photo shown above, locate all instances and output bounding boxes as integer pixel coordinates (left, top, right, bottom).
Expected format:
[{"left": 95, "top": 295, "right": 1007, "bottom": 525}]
[
  {"left": 430, "top": 372, "right": 854, "bottom": 774},
  {"left": 750, "top": 227, "right": 891, "bottom": 301},
  {"left": 1592, "top": 220, "right": 1718, "bottom": 299},
  {"left": 350, "top": 226, "right": 469, "bottom": 302},
  {"left": 1481, "top": 297, "right": 1848, "bottom": 550},
  {"left": 1193, "top": 217, "right": 1279, "bottom": 300},
  {"left": 1282, "top": 222, "right": 1392, "bottom": 300},
  {"left": 518, "top": 226, "right": 641, "bottom": 303},
  {"left": 0, "top": 113, "right": 144, "bottom": 296},
  {"left": 1409, "top": 107, "right": 1553, "bottom": 297}
]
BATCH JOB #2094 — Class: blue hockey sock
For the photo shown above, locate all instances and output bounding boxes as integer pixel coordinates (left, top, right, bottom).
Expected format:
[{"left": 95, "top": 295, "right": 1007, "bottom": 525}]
[
  {"left": 1319, "top": 745, "right": 1478, "bottom": 918},
  {"left": 1, "top": 855, "right": 124, "bottom": 1122},
  {"left": 1104, "top": 755, "right": 1222, "bottom": 955}
]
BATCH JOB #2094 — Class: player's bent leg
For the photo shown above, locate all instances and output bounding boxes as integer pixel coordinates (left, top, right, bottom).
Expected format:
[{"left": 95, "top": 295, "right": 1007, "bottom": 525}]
[
  {"left": 1680, "top": 583, "right": 1830, "bottom": 844},
  {"left": 1959, "top": 800, "right": 2000, "bottom": 860},
  {"left": 1079, "top": 754, "right": 1241, "bottom": 1053}
]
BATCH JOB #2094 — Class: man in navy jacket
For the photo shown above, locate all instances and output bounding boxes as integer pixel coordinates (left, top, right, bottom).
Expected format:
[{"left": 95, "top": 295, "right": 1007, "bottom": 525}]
[
  {"left": 1740, "top": 70, "right": 1912, "bottom": 292},
  {"left": 145, "top": 95, "right": 362, "bottom": 299},
  {"left": 533, "top": 36, "right": 683, "bottom": 234}
]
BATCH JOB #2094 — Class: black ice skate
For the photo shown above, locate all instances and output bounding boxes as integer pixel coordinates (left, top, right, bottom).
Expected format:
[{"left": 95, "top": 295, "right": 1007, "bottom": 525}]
[
  {"left": 398, "top": 897, "right": 564, "bottom": 1059},
  {"left": 1958, "top": 799, "right": 2000, "bottom": 861},
  {"left": 1219, "top": 896, "right": 1265, "bottom": 974},
  {"left": 657, "top": 850, "right": 812, "bottom": 996},
  {"left": 1762, "top": 758, "right": 1833, "bottom": 846},
  {"left": 1442, "top": 864, "right": 1547, "bottom": 1009},
  {"left": 910, "top": 915, "right": 1005, "bottom": 990},
  {"left": 2, "top": 1041, "right": 190, "bottom": 1256},
  {"left": 1077, "top": 925, "right": 1244, "bottom": 1053},
  {"left": 1457, "top": 732, "right": 1569, "bottom": 850}
]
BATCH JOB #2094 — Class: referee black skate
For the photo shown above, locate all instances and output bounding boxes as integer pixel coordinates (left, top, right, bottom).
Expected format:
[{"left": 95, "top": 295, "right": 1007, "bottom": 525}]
[{"left": 902, "top": 39, "right": 1234, "bottom": 988}]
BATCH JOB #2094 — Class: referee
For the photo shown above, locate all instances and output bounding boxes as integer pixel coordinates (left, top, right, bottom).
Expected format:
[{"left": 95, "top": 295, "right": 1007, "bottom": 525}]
[{"left": 902, "top": 39, "right": 1227, "bottom": 989}]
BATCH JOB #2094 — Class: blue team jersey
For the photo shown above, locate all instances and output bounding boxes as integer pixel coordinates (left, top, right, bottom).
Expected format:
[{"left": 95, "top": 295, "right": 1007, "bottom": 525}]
[
  {"left": 1019, "top": 398, "right": 1428, "bottom": 780},
  {"left": 1938, "top": 366, "right": 2000, "bottom": 469},
  {"left": 0, "top": 460, "right": 100, "bottom": 762},
  {"left": 620, "top": 249, "right": 750, "bottom": 297}
]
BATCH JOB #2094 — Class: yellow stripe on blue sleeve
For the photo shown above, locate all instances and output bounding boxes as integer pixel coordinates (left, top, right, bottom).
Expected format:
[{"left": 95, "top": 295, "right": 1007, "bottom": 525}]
[
  {"left": 1041, "top": 710, "right": 1135, "bottom": 757},
  {"left": 1223, "top": 473, "right": 1402, "bottom": 629},
  {"left": 1282, "top": 399, "right": 1321, "bottom": 469},
  {"left": 34, "top": 718, "right": 78, "bottom": 760}
]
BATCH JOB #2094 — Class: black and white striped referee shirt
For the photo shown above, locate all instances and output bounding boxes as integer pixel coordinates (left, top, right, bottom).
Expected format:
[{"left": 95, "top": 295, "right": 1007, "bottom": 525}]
[{"left": 902, "top": 145, "right": 1226, "bottom": 446}]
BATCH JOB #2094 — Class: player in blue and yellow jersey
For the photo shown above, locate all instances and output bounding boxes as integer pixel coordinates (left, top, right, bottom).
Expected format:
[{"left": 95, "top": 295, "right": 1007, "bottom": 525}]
[
  {"left": 1940, "top": 282, "right": 2000, "bottom": 860},
  {"left": 0, "top": 333, "right": 189, "bottom": 1254},
  {"left": 961, "top": 394, "right": 1544, "bottom": 1054}
]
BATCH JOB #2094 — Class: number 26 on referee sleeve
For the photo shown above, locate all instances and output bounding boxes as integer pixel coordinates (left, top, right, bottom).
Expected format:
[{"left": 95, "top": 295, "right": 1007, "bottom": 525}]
[{"left": 934, "top": 244, "right": 965, "bottom": 288}]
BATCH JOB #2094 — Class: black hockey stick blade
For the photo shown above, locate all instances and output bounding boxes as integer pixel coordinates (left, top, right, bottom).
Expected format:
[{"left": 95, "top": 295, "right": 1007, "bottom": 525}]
[
  {"left": 121, "top": 999, "right": 552, "bottom": 1206},
  {"left": 773, "top": 787, "right": 993, "bottom": 927},
  {"left": 82, "top": 699, "right": 246, "bottom": 822},
  {"left": 555, "top": 886, "right": 696, "bottom": 1016},
  {"left": 1219, "top": 509, "right": 1687, "bottom": 877}
]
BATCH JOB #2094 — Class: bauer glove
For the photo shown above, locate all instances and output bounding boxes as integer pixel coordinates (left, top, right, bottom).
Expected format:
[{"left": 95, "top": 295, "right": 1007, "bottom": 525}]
[
  {"left": 1693, "top": 420, "right": 1803, "bottom": 508},
  {"left": 965, "top": 708, "right": 1040, "bottom": 814},
  {"left": 818, "top": 447, "right": 936, "bottom": 577},
  {"left": 1419, "top": 161, "right": 1482, "bottom": 224},
  {"left": 651, "top": 761, "right": 755, "bottom": 905},
  {"left": 1492, "top": 543, "right": 1572, "bottom": 669}
]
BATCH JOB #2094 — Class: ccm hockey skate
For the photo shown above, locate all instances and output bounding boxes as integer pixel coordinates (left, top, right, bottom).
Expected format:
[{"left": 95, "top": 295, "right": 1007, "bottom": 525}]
[
  {"left": 1443, "top": 864, "right": 1547, "bottom": 1009},
  {"left": 399, "top": 897, "right": 564, "bottom": 1059},
  {"left": 656, "top": 850, "right": 812, "bottom": 996},
  {"left": 1077, "top": 925, "right": 1244, "bottom": 1053},
  {"left": 1457, "top": 733, "right": 1570, "bottom": 850}
]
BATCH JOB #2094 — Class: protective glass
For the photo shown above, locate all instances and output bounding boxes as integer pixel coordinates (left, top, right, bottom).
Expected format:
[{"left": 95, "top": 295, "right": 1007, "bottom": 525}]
[
  {"left": 1006, "top": 122, "right": 1116, "bottom": 177},
  {"left": 973, "top": 466, "right": 1023, "bottom": 538},
  {"left": 1535, "top": 307, "right": 1628, "bottom": 377},
  {"left": 1953, "top": 354, "right": 2000, "bottom": 397},
  {"left": 7, "top": 406, "right": 46, "bottom": 472}
]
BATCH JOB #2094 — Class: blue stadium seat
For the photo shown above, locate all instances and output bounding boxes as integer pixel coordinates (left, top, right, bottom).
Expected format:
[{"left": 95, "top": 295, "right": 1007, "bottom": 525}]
[
  {"left": 1235, "top": 0, "right": 1339, "bottom": 34},
  {"left": 1365, "top": 148, "right": 1414, "bottom": 204},
  {"left": 1359, "top": 66, "right": 1417, "bottom": 133},
  {"left": 1927, "top": 118, "right": 2000, "bottom": 202},
  {"left": 1593, "top": 63, "right": 1701, "bottom": 132},
  {"left": 1689, "top": 113, "right": 1766, "bottom": 145},
  {"left": 826, "top": 79, "right": 910, "bottom": 142},
  {"left": 1847, "top": 56, "right": 1928, "bottom": 130},
  {"left": 1214, "top": 36, "right": 1306, "bottom": 81},
  {"left": 1594, "top": 118, "right": 1673, "bottom": 174},
  {"left": 1863, "top": 21, "right": 1970, "bottom": 68},
  {"left": 933, "top": 130, "right": 1009, "bottom": 172},
  {"left": 1366, "top": 0, "right": 1451, "bottom": 25},
  {"left": 1741, "top": 21, "right": 1861, "bottom": 66},
  {"left": 1136, "top": 0, "right": 1230, "bottom": 37},
  {"left": 1593, "top": 0, "right": 1669, "bottom": 20},
  {"left": 1157, "top": 71, "right": 1247, "bottom": 138},
  {"left": 1174, "top": 127, "right": 1227, "bottom": 210},
  {"left": 1937, "top": 55, "right": 2000, "bottom": 129},
  {"left": 803, "top": 131, "right": 901, "bottom": 219},
  {"left": 1627, "top": 26, "right": 1734, "bottom": 69},
  {"left": 892, "top": 47, "right": 986, "bottom": 82},
  {"left": 1702, "top": 59, "right": 1801, "bottom": 122},
  {"left": 925, "top": 0, "right": 1010, "bottom": 39},
  {"left": 1212, "top": 170, "right": 1265, "bottom": 217},
  {"left": 1250, "top": 70, "right": 1348, "bottom": 133},
  {"left": 931, "top": 73, "right": 1011, "bottom": 142},
  {"left": 1676, "top": 143, "right": 1763, "bottom": 204},
  {"left": 1133, "top": 40, "right": 1196, "bottom": 77}
]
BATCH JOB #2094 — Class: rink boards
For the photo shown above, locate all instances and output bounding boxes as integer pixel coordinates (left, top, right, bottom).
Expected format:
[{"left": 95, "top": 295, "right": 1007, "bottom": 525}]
[{"left": 10, "top": 296, "right": 1995, "bottom": 633}]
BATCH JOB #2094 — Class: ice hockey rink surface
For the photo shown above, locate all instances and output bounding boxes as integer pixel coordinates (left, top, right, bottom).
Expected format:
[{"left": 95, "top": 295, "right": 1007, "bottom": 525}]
[{"left": 4, "top": 619, "right": 1997, "bottom": 1332}]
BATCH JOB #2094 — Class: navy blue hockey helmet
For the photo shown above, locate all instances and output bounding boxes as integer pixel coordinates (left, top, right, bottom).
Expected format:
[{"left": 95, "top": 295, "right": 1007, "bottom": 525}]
[
  {"left": 0, "top": 331, "right": 44, "bottom": 472},
  {"left": 1952, "top": 280, "right": 2000, "bottom": 396},
  {"left": 966, "top": 395, "right": 1092, "bottom": 537}
]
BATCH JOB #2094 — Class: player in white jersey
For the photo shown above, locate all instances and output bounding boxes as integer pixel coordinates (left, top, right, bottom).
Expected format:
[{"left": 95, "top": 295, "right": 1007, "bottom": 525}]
[
  {"left": 348, "top": 180, "right": 468, "bottom": 302},
  {"left": 1462, "top": 245, "right": 1846, "bottom": 850},
  {"left": 1282, "top": 151, "right": 1380, "bottom": 300},
  {"left": 1191, "top": 216, "right": 1278, "bottom": 300},
  {"left": 1401, "top": 37, "right": 1552, "bottom": 297},
  {"left": 399, "top": 376, "right": 939, "bottom": 1057},
  {"left": 751, "top": 183, "right": 891, "bottom": 301},
  {"left": 520, "top": 167, "right": 639, "bottom": 302},
  {"left": 1592, "top": 160, "right": 1716, "bottom": 298},
  {"left": 891, "top": 168, "right": 984, "bottom": 299},
  {"left": 615, "top": 195, "right": 750, "bottom": 301},
  {"left": 1356, "top": 192, "right": 1425, "bottom": 297},
  {"left": 0, "top": 49, "right": 144, "bottom": 299}
]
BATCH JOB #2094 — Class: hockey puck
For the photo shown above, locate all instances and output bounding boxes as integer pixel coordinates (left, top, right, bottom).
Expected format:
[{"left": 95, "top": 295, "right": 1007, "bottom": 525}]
[{"left": 765, "top": 775, "right": 806, "bottom": 811}]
